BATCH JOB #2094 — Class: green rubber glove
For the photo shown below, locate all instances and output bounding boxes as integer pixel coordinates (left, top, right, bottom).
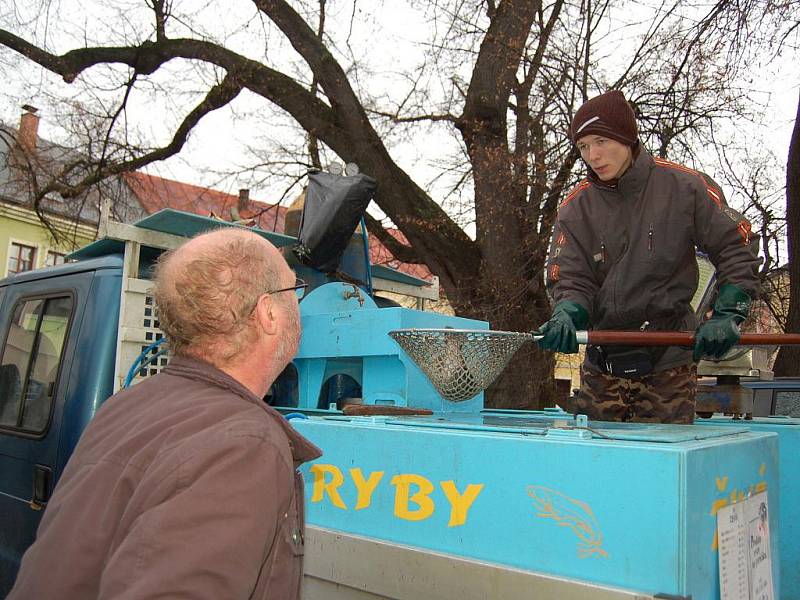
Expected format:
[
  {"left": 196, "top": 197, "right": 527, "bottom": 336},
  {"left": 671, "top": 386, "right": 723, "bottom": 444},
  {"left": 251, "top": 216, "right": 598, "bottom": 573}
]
[
  {"left": 693, "top": 284, "right": 752, "bottom": 361},
  {"left": 535, "top": 300, "right": 589, "bottom": 354}
]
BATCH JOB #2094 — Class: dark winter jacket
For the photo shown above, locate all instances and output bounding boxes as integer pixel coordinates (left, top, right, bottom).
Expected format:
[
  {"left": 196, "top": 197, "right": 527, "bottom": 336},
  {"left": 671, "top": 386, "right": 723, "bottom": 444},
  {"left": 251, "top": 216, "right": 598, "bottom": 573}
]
[
  {"left": 9, "top": 356, "right": 321, "bottom": 600},
  {"left": 546, "top": 147, "right": 760, "bottom": 372}
]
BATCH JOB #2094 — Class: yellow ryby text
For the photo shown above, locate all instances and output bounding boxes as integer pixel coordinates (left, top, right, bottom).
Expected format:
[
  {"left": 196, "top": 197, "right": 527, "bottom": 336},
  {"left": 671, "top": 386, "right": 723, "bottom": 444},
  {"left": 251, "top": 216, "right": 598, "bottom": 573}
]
[{"left": 310, "top": 464, "right": 484, "bottom": 527}]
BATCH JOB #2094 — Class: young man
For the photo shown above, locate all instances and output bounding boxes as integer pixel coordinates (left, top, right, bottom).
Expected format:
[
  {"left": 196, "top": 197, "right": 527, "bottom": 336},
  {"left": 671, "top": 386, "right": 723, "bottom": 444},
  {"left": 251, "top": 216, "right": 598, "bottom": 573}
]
[
  {"left": 9, "top": 229, "right": 321, "bottom": 599},
  {"left": 536, "top": 90, "right": 760, "bottom": 424}
]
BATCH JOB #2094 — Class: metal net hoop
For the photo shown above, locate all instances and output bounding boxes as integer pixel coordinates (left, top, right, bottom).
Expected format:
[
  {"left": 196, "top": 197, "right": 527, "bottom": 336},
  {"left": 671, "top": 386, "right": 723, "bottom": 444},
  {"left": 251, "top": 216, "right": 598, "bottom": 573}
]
[{"left": 389, "top": 329, "right": 532, "bottom": 402}]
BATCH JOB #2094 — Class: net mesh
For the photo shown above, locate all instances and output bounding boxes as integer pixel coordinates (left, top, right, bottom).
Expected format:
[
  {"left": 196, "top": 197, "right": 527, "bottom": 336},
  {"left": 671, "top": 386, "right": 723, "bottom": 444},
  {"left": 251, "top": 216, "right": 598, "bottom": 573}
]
[{"left": 389, "top": 329, "right": 532, "bottom": 402}]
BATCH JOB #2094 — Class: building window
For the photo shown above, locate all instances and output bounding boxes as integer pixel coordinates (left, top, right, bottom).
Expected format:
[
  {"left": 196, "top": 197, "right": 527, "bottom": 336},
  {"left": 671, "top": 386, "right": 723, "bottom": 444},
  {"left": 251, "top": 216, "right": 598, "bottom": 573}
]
[
  {"left": 8, "top": 243, "right": 36, "bottom": 275},
  {"left": 45, "top": 251, "right": 66, "bottom": 267}
]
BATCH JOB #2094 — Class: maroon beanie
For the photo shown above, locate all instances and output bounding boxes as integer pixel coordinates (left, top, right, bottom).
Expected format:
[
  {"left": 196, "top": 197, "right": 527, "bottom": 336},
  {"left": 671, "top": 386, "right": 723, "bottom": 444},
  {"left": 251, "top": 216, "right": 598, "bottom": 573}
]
[{"left": 570, "top": 90, "right": 638, "bottom": 146}]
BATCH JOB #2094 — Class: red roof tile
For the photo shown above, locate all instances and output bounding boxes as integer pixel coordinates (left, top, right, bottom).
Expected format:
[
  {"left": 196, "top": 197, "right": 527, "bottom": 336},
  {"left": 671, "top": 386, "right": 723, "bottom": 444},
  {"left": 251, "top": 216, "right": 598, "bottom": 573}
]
[
  {"left": 368, "top": 228, "right": 432, "bottom": 281},
  {"left": 124, "top": 172, "right": 285, "bottom": 232}
]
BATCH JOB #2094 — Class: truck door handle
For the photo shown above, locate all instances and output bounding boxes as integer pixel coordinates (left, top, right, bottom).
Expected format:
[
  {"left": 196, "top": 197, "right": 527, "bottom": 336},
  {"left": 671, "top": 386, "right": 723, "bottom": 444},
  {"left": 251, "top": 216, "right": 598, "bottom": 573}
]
[{"left": 30, "top": 465, "right": 52, "bottom": 511}]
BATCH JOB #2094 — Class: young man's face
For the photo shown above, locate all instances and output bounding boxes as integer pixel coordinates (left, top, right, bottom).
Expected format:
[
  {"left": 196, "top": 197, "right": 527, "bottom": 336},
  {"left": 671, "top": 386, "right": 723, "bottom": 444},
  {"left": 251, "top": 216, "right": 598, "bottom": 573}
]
[{"left": 576, "top": 135, "right": 633, "bottom": 181}]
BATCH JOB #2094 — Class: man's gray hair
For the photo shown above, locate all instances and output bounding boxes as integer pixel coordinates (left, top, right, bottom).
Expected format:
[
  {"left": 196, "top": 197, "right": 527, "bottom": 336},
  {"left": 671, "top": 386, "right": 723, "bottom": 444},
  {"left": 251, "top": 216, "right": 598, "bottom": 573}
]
[{"left": 152, "top": 231, "right": 284, "bottom": 365}]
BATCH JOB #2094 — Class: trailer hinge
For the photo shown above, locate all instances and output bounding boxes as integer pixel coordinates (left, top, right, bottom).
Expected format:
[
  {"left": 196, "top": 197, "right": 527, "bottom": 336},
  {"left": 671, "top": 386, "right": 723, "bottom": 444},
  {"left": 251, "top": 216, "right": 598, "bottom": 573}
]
[{"left": 544, "top": 427, "right": 593, "bottom": 440}]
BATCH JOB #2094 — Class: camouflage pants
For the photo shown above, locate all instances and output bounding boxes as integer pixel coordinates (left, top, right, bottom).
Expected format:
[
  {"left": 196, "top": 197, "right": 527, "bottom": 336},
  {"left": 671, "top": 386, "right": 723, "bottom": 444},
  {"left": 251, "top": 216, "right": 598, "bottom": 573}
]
[{"left": 574, "top": 364, "right": 697, "bottom": 424}]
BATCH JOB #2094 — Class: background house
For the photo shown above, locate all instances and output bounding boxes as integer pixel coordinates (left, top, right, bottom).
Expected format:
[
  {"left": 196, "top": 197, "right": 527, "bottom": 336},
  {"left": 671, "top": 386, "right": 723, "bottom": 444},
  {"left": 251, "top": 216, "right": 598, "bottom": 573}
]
[
  {"left": 0, "top": 106, "right": 145, "bottom": 276},
  {"left": 0, "top": 106, "right": 290, "bottom": 278}
]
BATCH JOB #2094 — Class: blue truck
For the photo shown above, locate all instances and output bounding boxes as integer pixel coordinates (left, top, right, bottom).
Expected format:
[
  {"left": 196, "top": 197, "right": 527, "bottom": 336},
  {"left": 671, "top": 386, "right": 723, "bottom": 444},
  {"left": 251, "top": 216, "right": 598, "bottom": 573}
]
[{"left": 1, "top": 203, "right": 798, "bottom": 599}]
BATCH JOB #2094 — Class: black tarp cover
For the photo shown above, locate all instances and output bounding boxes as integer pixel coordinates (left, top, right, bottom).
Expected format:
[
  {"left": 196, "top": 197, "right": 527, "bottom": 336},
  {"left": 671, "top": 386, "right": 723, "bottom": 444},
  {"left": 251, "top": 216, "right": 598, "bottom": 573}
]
[{"left": 293, "top": 171, "right": 377, "bottom": 273}]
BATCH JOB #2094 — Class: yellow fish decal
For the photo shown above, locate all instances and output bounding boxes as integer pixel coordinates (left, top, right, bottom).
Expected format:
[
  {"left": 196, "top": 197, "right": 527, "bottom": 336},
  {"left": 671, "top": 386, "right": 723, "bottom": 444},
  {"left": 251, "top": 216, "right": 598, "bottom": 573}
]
[{"left": 527, "top": 485, "right": 609, "bottom": 558}]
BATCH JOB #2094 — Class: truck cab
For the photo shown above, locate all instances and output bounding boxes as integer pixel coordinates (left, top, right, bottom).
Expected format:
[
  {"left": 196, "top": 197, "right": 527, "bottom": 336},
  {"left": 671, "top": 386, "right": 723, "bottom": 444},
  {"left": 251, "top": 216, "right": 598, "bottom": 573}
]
[{"left": 0, "top": 256, "right": 121, "bottom": 594}]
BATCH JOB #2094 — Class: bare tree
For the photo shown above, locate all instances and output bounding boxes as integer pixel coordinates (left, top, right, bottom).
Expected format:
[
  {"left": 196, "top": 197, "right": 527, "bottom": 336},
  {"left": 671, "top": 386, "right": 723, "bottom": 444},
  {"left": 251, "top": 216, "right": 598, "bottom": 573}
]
[
  {"left": 694, "top": 0, "right": 800, "bottom": 373},
  {"left": 0, "top": 0, "right": 786, "bottom": 405},
  {"left": 773, "top": 92, "right": 800, "bottom": 375}
]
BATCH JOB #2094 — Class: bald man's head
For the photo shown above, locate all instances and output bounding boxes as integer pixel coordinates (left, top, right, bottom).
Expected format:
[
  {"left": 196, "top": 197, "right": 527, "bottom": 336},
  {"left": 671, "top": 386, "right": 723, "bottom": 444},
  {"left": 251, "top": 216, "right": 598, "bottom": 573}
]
[{"left": 152, "top": 228, "right": 294, "bottom": 367}]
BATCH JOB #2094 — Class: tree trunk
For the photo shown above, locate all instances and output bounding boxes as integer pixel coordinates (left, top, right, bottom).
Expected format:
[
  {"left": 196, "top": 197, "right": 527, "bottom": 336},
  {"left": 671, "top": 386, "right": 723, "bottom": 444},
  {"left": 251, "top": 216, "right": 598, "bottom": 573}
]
[
  {"left": 447, "top": 267, "right": 558, "bottom": 410},
  {"left": 485, "top": 332, "right": 559, "bottom": 410},
  {"left": 773, "top": 91, "right": 800, "bottom": 376}
]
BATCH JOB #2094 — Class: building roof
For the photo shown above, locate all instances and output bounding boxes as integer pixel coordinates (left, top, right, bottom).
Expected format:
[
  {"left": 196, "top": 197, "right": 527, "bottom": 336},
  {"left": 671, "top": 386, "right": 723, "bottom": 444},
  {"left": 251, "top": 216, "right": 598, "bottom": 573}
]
[
  {"left": 367, "top": 227, "right": 433, "bottom": 281},
  {"left": 0, "top": 122, "right": 144, "bottom": 225},
  {"left": 124, "top": 172, "right": 285, "bottom": 232}
]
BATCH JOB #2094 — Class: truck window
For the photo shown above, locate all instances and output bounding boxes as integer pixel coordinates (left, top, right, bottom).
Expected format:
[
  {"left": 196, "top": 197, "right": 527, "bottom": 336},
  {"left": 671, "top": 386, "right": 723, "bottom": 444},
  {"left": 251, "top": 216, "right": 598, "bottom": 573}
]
[{"left": 0, "top": 296, "right": 73, "bottom": 433}]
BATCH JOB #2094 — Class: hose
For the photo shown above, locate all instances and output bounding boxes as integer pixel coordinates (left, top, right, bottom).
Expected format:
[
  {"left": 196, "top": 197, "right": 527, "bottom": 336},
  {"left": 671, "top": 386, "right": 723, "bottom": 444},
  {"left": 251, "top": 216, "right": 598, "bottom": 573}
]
[{"left": 123, "top": 338, "right": 167, "bottom": 388}]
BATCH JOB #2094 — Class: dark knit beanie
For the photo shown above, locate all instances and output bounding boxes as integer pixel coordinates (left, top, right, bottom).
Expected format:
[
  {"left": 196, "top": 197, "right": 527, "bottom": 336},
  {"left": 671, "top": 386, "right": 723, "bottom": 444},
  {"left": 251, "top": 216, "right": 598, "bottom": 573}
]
[{"left": 570, "top": 90, "right": 638, "bottom": 146}]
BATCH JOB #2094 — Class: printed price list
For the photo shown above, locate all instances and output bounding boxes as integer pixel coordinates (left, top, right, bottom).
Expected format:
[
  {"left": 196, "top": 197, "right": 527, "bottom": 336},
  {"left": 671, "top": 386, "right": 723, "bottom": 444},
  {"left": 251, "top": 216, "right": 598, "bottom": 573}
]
[{"left": 717, "top": 491, "right": 774, "bottom": 600}]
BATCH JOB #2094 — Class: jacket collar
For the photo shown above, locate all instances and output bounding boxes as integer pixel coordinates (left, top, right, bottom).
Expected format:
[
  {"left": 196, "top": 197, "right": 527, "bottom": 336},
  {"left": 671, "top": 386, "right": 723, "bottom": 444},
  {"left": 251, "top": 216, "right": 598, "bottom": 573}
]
[
  {"left": 164, "top": 356, "right": 322, "bottom": 465},
  {"left": 587, "top": 143, "right": 653, "bottom": 198}
]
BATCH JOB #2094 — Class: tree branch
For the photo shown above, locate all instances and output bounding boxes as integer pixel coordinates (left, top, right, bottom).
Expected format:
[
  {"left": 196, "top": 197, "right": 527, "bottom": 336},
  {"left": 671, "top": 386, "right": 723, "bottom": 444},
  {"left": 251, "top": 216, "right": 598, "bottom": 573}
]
[
  {"left": 253, "top": 0, "right": 368, "bottom": 129},
  {"left": 148, "top": 0, "right": 169, "bottom": 41},
  {"left": 366, "top": 108, "right": 457, "bottom": 124},
  {"left": 40, "top": 75, "right": 243, "bottom": 201},
  {"left": 0, "top": 30, "right": 351, "bottom": 150},
  {"left": 0, "top": 9, "right": 484, "bottom": 300},
  {"left": 460, "top": 0, "right": 538, "bottom": 129},
  {"left": 363, "top": 212, "right": 423, "bottom": 264}
]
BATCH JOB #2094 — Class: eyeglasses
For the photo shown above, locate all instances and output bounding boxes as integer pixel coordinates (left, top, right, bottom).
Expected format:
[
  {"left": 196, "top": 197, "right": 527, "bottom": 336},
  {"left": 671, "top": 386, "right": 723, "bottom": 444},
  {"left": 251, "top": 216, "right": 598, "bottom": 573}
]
[{"left": 267, "top": 277, "right": 308, "bottom": 300}]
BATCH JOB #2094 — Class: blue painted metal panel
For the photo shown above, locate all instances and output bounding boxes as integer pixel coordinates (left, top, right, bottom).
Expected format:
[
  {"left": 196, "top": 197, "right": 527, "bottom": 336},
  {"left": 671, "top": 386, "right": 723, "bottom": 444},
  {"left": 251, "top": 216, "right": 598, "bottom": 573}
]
[
  {"left": 743, "top": 380, "right": 800, "bottom": 391},
  {"left": 683, "top": 438, "right": 780, "bottom": 598},
  {"left": 294, "top": 283, "right": 488, "bottom": 412},
  {"left": 0, "top": 267, "right": 96, "bottom": 596},
  {"left": 56, "top": 268, "right": 122, "bottom": 476},
  {"left": 371, "top": 263, "right": 432, "bottom": 287},
  {"left": 293, "top": 416, "right": 779, "bottom": 599},
  {"left": 695, "top": 415, "right": 800, "bottom": 599},
  {"left": 0, "top": 255, "right": 122, "bottom": 285},
  {"left": 479, "top": 408, "right": 797, "bottom": 598}
]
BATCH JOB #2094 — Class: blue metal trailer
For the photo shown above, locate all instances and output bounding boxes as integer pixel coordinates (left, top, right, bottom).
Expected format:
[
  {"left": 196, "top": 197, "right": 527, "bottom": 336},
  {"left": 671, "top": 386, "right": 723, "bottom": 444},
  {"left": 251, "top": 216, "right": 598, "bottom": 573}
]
[{"left": 292, "top": 414, "right": 778, "bottom": 600}]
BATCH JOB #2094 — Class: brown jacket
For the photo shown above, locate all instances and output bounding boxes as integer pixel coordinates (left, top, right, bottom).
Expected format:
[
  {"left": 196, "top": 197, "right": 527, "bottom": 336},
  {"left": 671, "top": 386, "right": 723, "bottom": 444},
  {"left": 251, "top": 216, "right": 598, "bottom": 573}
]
[
  {"left": 9, "top": 356, "right": 321, "bottom": 599},
  {"left": 547, "top": 148, "right": 760, "bottom": 371}
]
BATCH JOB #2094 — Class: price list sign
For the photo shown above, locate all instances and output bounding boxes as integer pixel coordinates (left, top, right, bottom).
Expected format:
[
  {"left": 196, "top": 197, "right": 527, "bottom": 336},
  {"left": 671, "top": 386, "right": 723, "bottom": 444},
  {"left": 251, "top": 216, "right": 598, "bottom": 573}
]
[{"left": 717, "top": 491, "right": 774, "bottom": 600}]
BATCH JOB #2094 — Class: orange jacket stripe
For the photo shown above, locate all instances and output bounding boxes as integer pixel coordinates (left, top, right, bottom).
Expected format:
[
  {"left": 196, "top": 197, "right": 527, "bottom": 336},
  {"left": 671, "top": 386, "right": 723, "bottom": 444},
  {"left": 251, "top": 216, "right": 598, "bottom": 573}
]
[
  {"left": 653, "top": 158, "right": 722, "bottom": 208},
  {"left": 549, "top": 263, "right": 560, "bottom": 281},
  {"left": 737, "top": 220, "right": 752, "bottom": 245},
  {"left": 560, "top": 180, "right": 591, "bottom": 209}
]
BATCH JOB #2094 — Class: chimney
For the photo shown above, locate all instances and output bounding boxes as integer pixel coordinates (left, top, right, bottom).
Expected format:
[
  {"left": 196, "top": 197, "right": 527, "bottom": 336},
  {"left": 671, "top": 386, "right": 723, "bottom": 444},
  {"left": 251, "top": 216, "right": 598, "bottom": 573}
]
[
  {"left": 284, "top": 189, "right": 306, "bottom": 236},
  {"left": 238, "top": 188, "right": 250, "bottom": 213},
  {"left": 18, "top": 105, "right": 40, "bottom": 154}
]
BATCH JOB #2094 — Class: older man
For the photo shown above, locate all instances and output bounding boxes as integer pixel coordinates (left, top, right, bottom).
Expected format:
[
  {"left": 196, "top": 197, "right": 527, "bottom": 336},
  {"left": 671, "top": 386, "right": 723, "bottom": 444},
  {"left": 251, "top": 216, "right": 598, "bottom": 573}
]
[{"left": 9, "top": 229, "right": 321, "bottom": 599}]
